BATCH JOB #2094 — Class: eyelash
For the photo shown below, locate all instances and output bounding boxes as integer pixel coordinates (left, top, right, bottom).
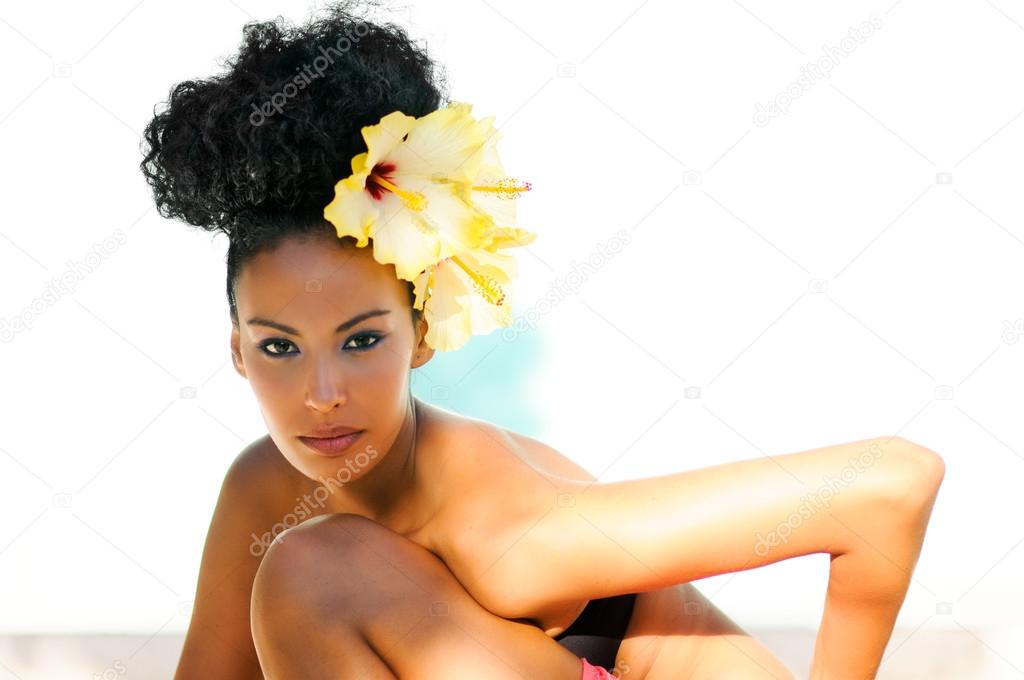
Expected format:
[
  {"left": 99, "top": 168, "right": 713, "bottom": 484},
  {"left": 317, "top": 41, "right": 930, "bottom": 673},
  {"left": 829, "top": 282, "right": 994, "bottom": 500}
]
[{"left": 257, "top": 332, "right": 384, "bottom": 357}]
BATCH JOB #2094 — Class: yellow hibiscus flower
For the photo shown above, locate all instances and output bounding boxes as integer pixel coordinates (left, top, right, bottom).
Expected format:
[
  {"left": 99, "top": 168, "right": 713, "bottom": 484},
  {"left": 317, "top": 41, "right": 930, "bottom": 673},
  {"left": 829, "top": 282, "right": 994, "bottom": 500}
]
[
  {"left": 323, "top": 101, "right": 531, "bottom": 282},
  {"left": 410, "top": 244, "right": 520, "bottom": 353},
  {"left": 323, "top": 101, "right": 536, "bottom": 351}
]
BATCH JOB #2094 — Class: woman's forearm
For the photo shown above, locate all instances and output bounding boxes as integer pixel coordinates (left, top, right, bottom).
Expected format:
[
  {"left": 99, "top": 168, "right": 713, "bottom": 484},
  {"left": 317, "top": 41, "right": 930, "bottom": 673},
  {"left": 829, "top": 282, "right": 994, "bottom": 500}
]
[{"left": 809, "top": 451, "right": 944, "bottom": 679}]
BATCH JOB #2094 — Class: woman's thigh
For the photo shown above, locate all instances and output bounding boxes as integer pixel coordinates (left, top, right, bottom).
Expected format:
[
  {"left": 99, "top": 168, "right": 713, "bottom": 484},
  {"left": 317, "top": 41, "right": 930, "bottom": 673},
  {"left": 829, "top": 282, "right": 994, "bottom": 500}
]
[
  {"left": 253, "top": 512, "right": 588, "bottom": 680},
  {"left": 615, "top": 583, "right": 794, "bottom": 680},
  {"left": 612, "top": 584, "right": 708, "bottom": 679}
]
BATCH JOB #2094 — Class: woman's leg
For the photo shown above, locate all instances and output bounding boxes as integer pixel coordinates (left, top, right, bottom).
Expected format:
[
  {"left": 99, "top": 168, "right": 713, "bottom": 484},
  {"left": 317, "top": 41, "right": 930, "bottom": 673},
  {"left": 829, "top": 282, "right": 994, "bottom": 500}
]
[
  {"left": 615, "top": 582, "right": 795, "bottom": 680},
  {"left": 250, "top": 512, "right": 586, "bottom": 680}
]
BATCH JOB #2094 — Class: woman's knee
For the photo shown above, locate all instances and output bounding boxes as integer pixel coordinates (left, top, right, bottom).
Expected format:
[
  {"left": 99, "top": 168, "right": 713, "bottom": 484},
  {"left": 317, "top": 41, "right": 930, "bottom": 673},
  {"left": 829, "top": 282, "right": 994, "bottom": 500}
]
[
  {"left": 253, "top": 514, "right": 584, "bottom": 680},
  {"left": 281, "top": 511, "right": 399, "bottom": 556},
  {"left": 251, "top": 512, "right": 430, "bottom": 622}
]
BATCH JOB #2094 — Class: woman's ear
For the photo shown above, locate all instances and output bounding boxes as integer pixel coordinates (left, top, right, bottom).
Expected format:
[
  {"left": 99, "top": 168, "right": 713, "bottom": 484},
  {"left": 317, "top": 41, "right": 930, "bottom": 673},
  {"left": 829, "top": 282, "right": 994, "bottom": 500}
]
[
  {"left": 411, "top": 314, "right": 435, "bottom": 368},
  {"left": 230, "top": 325, "right": 248, "bottom": 379}
]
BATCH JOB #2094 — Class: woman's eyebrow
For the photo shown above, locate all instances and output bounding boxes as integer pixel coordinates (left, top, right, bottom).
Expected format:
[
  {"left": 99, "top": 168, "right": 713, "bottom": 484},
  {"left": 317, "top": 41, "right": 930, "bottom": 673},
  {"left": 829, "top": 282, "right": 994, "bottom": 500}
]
[{"left": 246, "top": 309, "right": 391, "bottom": 336}]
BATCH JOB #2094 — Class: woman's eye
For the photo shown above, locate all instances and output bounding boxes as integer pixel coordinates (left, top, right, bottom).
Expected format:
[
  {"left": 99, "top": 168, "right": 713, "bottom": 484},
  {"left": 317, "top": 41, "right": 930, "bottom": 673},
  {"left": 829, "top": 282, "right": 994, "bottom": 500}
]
[
  {"left": 258, "top": 339, "right": 296, "bottom": 356},
  {"left": 257, "top": 333, "right": 383, "bottom": 357},
  {"left": 344, "top": 333, "right": 382, "bottom": 351}
]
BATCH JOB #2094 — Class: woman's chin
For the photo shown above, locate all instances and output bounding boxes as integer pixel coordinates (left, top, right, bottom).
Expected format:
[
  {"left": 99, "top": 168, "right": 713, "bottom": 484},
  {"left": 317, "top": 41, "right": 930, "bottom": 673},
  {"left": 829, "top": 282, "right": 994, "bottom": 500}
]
[{"left": 292, "top": 439, "right": 381, "bottom": 483}]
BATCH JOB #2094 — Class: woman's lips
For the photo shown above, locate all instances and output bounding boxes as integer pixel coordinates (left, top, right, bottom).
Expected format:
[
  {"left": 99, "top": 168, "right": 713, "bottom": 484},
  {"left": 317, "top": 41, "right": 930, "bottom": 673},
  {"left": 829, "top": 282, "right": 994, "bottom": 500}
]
[{"left": 297, "top": 430, "right": 364, "bottom": 456}]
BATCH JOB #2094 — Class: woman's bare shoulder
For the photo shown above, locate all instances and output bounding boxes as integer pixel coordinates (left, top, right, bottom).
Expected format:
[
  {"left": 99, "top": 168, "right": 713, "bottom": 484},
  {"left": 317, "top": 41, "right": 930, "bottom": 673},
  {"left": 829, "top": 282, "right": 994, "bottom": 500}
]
[
  {"left": 422, "top": 402, "right": 598, "bottom": 485},
  {"left": 227, "top": 406, "right": 599, "bottom": 531},
  {"left": 416, "top": 405, "right": 612, "bottom": 619},
  {"left": 233, "top": 434, "right": 297, "bottom": 479},
  {"left": 499, "top": 428, "right": 598, "bottom": 483},
  {"left": 227, "top": 434, "right": 323, "bottom": 513}
]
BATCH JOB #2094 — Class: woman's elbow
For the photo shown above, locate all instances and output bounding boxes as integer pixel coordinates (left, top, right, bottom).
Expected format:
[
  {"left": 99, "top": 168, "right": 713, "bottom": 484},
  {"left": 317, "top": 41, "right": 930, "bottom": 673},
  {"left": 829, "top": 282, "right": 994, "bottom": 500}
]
[{"left": 883, "top": 436, "right": 946, "bottom": 511}]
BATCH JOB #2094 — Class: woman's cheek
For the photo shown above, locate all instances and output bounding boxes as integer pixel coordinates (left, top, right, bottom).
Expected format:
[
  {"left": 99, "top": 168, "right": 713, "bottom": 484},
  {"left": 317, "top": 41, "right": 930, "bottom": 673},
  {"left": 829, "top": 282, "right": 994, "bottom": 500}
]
[{"left": 247, "top": 366, "right": 295, "bottom": 413}]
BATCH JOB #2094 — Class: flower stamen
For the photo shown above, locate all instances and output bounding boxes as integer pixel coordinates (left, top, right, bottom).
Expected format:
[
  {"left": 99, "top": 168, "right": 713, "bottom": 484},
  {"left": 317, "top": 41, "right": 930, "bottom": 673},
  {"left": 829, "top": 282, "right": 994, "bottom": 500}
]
[
  {"left": 451, "top": 255, "right": 505, "bottom": 306},
  {"left": 368, "top": 167, "right": 427, "bottom": 211},
  {"left": 472, "top": 177, "right": 532, "bottom": 200}
]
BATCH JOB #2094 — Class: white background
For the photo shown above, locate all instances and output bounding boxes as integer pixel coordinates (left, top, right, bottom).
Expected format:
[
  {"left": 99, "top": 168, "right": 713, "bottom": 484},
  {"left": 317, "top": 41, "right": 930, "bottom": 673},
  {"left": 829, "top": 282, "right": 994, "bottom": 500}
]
[{"left": 1, "top": 0, "right": 1022, "bottom": 672}]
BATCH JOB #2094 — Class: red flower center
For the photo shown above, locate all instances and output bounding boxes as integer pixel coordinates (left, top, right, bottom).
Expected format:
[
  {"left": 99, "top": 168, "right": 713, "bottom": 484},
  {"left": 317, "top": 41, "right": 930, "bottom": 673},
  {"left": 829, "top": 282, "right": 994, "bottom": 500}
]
[{"left": 366, "top": 161, "right": 397, "bottom": 201}]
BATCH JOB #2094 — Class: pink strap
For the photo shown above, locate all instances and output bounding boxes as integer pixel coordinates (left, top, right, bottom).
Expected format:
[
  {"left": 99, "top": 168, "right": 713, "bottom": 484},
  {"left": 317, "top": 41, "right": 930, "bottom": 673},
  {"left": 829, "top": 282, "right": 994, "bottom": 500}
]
[{"left": 580, "top": 657, "right": 617, "bottom": 680}]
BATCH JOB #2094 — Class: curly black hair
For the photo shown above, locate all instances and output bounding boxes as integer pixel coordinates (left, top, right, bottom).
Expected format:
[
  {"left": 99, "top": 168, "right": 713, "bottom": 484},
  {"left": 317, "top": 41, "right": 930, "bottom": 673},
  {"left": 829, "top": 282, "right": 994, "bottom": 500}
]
[{"left": 139, "top": 0, "right": 449, "bottom": 327}]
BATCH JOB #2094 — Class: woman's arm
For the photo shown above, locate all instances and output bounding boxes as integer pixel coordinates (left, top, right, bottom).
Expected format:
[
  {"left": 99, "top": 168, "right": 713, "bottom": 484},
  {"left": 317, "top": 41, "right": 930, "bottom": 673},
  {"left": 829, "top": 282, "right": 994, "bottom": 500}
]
[
  {"left": 176, "top": 438, "right": 304, "bottom": 680},
  {"left": 808, "top": 447, "right": 943, "bottom": 679},
  {"left": 456, "top": 434, "right": 944, "bottom": 680},
  {"left": 175, "top": 444, "right": 267, "bottom": 680}
]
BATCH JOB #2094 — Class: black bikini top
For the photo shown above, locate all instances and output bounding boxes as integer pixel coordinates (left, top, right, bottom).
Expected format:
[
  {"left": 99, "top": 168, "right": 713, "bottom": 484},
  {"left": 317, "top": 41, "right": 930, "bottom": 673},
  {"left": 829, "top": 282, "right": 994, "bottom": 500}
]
[{"left": 552, "top": 592, "right": 638, "bottom": 671}]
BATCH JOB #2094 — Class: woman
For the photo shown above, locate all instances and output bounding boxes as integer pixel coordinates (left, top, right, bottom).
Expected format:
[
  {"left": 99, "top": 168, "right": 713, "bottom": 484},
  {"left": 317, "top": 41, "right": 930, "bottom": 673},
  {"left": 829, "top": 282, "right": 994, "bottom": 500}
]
[{"left": 143, "top": 3, "right": 945, "bottom": 678}]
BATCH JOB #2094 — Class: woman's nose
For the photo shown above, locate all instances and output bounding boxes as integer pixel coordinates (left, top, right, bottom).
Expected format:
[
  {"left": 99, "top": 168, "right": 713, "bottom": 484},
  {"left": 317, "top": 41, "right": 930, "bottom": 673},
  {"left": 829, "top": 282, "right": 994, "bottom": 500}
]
[{"left": 303, "top": 355, "right": 348, "bottom": 412}]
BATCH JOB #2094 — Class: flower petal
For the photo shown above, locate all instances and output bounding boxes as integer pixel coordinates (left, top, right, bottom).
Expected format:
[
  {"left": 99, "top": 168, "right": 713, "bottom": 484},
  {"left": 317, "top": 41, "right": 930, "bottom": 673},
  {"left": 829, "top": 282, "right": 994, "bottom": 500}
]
[
  {"left": 411, "top": 267, "right": 432, "bottom": 311},
  {"left": 457, "top": 245, "right": 518, "bottom": 290},
  {"left": 420, "top": 247, "right": 518, "bottom": 352},
  {"left": 362, "top": 110, "right": 418, "bottom": 169},
  {"left": 483, "top": 225, "right": 538, "bottom": 251},
  {"left": 367, "top": 172, "right": 492, "bottom": 281},
  {"left": 470, "top": 120, "right": 518, "bottom": 228},
  {"left": 323, "top": 161, "right": 377, "bottom": 247},
  {"left": 387, "top": 102, "right": 488, "bottom": 182},
  {"left": 422, "top": 258, "right": 474, "bottom": 352},
  {"left": 408, "top": 174, "right": 492, "bottom": 254},
  {"left": 368, "top": 199, "right": 442, "bottom": 281}
]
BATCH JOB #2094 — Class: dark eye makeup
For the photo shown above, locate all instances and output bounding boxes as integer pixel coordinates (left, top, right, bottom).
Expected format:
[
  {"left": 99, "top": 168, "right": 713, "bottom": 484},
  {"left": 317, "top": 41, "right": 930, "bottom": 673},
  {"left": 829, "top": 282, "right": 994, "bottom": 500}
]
[{"left": 257, "top": 332, "right": 384, "bottom": 357}]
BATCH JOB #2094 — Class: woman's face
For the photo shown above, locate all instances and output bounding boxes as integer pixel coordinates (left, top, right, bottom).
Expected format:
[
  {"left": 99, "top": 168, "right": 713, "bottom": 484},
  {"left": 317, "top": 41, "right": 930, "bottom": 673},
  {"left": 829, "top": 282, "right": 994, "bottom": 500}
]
[{"left": 230, "top": 231, "right": 434, "bottom": 483}]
